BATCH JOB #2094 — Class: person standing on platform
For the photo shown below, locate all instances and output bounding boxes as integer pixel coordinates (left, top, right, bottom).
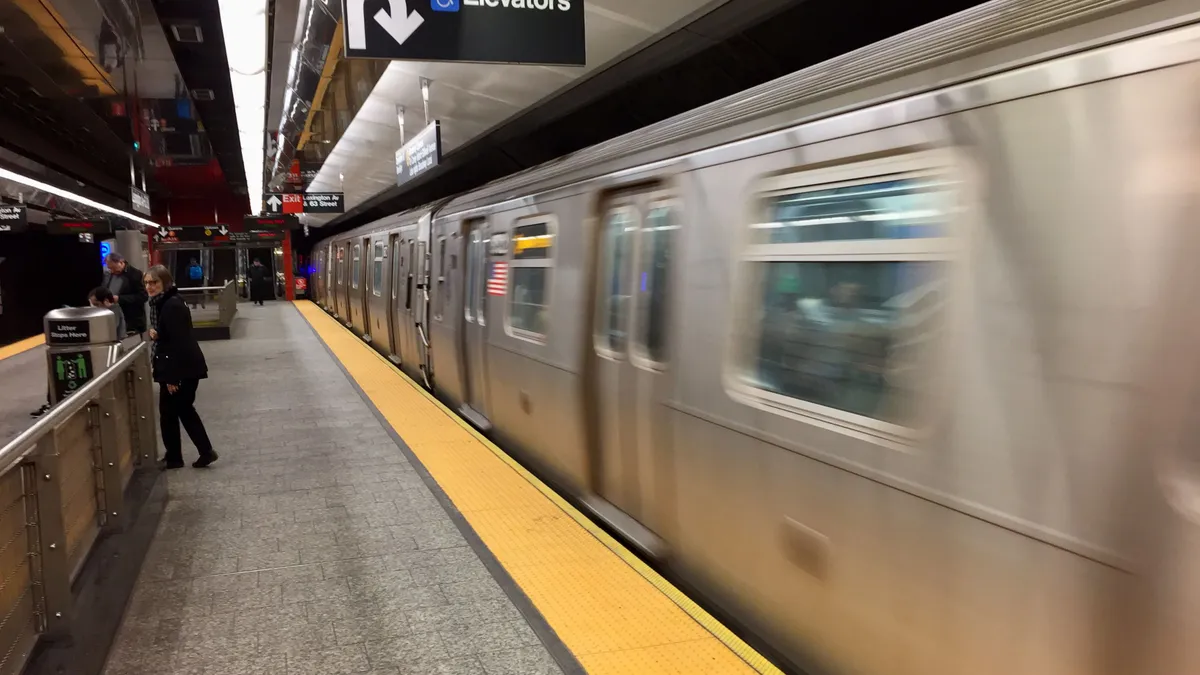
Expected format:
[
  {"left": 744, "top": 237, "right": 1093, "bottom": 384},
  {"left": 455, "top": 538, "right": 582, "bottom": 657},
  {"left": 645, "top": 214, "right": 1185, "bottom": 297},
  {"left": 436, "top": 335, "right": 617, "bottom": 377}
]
[
  {"left": 145, "top": 265, "right": 219, "bottom": 469},
  {"left": 248, "top": 258, "right": 270, "bottom": 306},
  {"left": 186, "top": 257, "right": 206, "bottom": 310},
  {"left": 89, "top": 286, "right": 126, "bottom": 337},
  {"left": 102, "top": 253, "right": 147, "bottom": 336},
  {"left": 187, "top": 258, "right": 203, "bottom": 286}
]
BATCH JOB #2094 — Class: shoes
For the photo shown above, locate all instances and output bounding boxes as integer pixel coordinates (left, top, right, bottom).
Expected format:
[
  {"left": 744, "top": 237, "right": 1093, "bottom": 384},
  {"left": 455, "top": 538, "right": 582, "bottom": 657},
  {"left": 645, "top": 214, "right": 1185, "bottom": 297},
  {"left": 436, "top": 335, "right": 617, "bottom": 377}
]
[
  {"left": 159, "top": 460, "right": 185, "bottom": 470},
  {"left": 29, "top": 404, "right": 50, "bottom": 419},
  {"left": 192, "top": 451, "right": 219, "bottom": 469}
]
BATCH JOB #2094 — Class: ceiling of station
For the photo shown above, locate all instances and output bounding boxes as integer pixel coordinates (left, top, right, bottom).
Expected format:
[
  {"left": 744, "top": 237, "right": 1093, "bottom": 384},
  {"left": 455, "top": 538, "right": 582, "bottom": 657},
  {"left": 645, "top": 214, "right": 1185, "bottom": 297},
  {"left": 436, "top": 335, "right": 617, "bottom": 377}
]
[
  {"left": 148, "top": 0, "right": 246, "bottom": 201},
  {"left": 267, "top": 0, "right": 301, "bottom": 127},
  {"left": 301, "top": 0, "right": 724, "bottom": 226}
]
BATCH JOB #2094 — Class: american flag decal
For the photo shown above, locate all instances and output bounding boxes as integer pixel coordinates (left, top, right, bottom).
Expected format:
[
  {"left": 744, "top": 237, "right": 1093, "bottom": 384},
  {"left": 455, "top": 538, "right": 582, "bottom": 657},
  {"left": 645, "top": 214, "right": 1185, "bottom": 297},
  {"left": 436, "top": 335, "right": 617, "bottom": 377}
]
[{"left": 487, "top": 262, "right": 508, "bottom": 296}]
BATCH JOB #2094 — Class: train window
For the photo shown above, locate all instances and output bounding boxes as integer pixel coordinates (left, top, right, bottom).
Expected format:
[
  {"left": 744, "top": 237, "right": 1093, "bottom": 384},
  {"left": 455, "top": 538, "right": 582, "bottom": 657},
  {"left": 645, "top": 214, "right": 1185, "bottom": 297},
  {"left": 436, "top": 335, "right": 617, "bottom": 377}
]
[
  {"left": 466, "top": 231, "right": 478, "bottom": 323},
  {"left": 508, "top": 218, "right": 554, "bottom": 340},
  {"left": 351, "top": 244, "right": 361, "bottom": 289},
  {"left": 336, "top": 247, "right": 344, "bottom": 284},
  {"left": 434, "top": 237, "right": 446, "bottom": 321},
  {"left": 405, "top": 241, "right": 415, "bottom": 311},
  {"left": 372, "top": 242, "right": 384, "bottom": 296},
  {"left": 597, "top": 207, "right": 636, "bottom": 356},
  {"left": 736, "top": 159, "right": 952, "bottom": 430},
  {"left": 632, "top": 202, "right": 678, "bottom": 366}
]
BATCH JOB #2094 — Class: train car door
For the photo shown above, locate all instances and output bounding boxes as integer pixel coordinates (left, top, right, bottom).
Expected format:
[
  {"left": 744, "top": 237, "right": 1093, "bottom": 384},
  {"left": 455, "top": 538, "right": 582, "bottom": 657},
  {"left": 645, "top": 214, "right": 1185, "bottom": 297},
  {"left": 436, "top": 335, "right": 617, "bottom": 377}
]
[
  {"left": 461, "top": 218, "right": 491, "bottom": 427},
  {"left": 337, "top": 244, "right": 349, "bottom": 322},
  {"left": 359, "top": 237, "right": 372, "bottom": 332},
  {"left": 387, "top": 233, "right": 402, "bottom": 362},
  {"left": 323, "top": 244, "right": 333, "bottom": 308},
  {"left": 404, "top": 238, "right": 418, "bottom": 374},
  {"left": 592, "top": 192, "right": 679, "bottom": 531},
  {"left": 316, "top": 250, "right": 325, "bottom": 305},
  {"left": 401, "top": 235, "right": 413, "bottom": 362}
]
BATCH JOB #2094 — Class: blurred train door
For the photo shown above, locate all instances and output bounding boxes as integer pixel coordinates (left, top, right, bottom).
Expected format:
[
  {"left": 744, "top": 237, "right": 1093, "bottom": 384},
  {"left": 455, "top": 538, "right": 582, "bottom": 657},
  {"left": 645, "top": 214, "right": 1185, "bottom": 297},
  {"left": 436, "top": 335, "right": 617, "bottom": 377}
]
[
  {"left": 323, "top": 243, "right": 334, "bottom": 308},
  {"left": 360, "top": 237, "right": 372, "bottom": 332},
  {"left": 461, "top": 218, "right": 491, "bottom": 428},
  {"left": 592, "top": 191, "right": 679, "bottom": 535},
  {"left": 387, "top": 233, "right": 402, "bottom": 363},
  {"left": 337, "top": 244, "right": 349, "bottom": 323}
]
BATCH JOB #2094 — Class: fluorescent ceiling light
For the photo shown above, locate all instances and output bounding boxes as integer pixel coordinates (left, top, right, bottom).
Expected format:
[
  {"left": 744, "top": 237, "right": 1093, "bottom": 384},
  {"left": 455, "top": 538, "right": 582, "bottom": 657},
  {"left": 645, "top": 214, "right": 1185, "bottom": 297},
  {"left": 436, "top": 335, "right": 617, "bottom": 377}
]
[
  {"left": 0, "top": 167, "right": 158, "bottom": 228},
  {"left": 217, "top": 0, "right": 268, "bottom": 216}
]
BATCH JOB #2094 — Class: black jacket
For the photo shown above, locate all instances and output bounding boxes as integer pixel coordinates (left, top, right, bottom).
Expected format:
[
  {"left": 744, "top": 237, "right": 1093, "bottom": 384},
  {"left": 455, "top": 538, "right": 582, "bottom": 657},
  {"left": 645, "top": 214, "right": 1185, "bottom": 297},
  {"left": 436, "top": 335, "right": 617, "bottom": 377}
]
[
  {"left": 150, "top": 287, "right": 208, "bottom": 384},
  {"left": 248, "top": 264, "right": 272, "bottom": 301},
  {"left": 104, "top": 265, "right": 148, "bottom": 333}
]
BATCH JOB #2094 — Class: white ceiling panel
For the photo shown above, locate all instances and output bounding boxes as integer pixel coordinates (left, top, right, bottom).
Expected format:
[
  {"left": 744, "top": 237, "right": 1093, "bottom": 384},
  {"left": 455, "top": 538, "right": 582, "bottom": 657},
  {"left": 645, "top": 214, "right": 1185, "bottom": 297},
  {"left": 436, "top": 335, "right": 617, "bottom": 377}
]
[{"left": 300, "top": 0, "right": 724, "bottom": 226}]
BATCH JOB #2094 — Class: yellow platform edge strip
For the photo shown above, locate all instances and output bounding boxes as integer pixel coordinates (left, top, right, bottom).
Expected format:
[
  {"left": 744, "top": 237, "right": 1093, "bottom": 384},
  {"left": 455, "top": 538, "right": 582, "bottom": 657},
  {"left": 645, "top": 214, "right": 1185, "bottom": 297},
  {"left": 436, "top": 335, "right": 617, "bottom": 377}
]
[
  {"left": 295, "top": 301, "right": 784, "bottom": 675},
  {"left": 0, "top": 335, "right": 44, "bottom": 362}
]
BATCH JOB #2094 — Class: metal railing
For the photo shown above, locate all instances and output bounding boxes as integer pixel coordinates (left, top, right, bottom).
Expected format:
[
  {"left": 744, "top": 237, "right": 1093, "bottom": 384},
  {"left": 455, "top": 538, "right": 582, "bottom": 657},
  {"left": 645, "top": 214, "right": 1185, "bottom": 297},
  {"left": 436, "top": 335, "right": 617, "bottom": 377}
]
[
  {"left": 217, "top": 280, "right": 238, "bottom": 327},
  {"left": 181, "top": 282, "right": 238, "bottom": 329},
  {"left": 0, "top": 343, "right": 156, "bottom": 675}
]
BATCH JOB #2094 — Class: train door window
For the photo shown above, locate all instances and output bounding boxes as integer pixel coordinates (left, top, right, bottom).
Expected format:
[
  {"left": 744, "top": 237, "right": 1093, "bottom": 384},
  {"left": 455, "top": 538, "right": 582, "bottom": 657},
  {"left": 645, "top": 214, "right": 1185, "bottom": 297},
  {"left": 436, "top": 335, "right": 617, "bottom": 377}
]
[
  {"left": 336, "top": 247, "right": 344, "bottom": 285},
  {"left": 406, "top": 241, "right": 416, "bottom": 311},
  {"left": 466, "top": 230, "right": 478, "bottom": 323},
  {"left": 507, "top": 217, "right": 554, "bottom": 340},
  {"left": 597, "top": 206, "right": 636, "bottom": 356},
  {"left": 631, "top": 201, "right": 679, "bottom": 367},
  {"left": 372, "top": 241, "right": 385, "bottom": 296},
  {"left": 351, "top": 244, "right": 361, "bottom": 289},
  {"left": 735, "top": 153, "right": 953, "bottom": 431},
  {"left": 434, "top": 236, "right": 447, "bottom": 321},
  {"left": 391, "top": 238, "right": 400, "bottom": 302}
]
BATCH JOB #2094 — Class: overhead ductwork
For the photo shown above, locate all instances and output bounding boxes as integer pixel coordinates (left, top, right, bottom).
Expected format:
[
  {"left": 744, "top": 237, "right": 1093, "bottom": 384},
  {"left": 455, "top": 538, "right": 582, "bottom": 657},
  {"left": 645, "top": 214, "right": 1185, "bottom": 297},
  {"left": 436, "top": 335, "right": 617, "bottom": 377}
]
[{"left": 267, "top": 0, "right": 340, "bottom": 191}]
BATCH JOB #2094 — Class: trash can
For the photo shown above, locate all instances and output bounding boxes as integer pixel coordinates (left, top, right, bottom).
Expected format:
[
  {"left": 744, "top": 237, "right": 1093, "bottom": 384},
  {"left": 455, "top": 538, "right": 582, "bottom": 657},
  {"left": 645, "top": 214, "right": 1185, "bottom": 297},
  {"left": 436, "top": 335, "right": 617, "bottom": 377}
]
[{"left": 44, "top": 307, "right": 121, "bottom": 404}]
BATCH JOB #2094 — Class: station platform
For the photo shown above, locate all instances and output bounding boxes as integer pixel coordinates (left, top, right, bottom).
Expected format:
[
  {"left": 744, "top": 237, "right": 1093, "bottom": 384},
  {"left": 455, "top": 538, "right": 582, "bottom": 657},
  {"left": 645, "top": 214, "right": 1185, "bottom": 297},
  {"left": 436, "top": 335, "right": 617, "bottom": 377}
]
[
  {"left": 101, "top": 303, "right": 781, "bottom": 675},
  {"left": 0, "top": 336, "right": 46, "bottom": 446}
]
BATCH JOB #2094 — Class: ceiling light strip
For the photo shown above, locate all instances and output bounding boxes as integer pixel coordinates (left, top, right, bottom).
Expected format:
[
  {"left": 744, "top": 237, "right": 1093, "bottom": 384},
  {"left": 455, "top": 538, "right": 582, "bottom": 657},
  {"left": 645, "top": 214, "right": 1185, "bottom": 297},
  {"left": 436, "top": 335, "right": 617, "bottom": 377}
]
[
  {"left": 217, "top": 0, "right": 269, "bottom": 215},
  {"left": 0, "top": 167, "right": 158, "bottom": 228}
]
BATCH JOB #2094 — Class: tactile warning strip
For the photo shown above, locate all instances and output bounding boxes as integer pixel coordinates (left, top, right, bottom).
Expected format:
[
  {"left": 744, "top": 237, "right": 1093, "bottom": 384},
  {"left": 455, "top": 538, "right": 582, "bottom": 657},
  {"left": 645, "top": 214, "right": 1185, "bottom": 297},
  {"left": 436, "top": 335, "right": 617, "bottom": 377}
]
[
  {"left": 295, "top": 301, "right": 784, "bottom": 675},
  {"left": 0, "top": 335, "right": 43, "bottom": 362}
]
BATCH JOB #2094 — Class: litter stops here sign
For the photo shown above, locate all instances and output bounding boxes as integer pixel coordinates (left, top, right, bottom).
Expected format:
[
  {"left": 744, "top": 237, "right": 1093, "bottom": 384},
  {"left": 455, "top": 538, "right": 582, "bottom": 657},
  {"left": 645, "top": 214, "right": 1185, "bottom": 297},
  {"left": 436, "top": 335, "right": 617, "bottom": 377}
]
[
  {"left": 342, "top": 0, "right": 584, "bottom": 66},
  {"left": 47, "top": 320, "right": 91, "bottom": 344}
]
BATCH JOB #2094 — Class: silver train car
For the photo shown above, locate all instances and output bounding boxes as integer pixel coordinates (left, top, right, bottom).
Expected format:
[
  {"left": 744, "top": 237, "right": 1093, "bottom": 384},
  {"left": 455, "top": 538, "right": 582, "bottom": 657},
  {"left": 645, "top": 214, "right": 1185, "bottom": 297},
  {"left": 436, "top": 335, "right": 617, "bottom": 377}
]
[{"left": 311, "top": 1, "right": 1200, "bottom": 672}]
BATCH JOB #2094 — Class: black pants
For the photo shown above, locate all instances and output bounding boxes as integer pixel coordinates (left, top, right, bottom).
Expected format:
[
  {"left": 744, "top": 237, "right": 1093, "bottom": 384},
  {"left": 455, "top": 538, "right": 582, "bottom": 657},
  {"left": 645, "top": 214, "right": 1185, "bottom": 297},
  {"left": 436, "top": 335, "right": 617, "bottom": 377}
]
[{"left": 159, "top": 379, "right": 214, "bottom": 464}]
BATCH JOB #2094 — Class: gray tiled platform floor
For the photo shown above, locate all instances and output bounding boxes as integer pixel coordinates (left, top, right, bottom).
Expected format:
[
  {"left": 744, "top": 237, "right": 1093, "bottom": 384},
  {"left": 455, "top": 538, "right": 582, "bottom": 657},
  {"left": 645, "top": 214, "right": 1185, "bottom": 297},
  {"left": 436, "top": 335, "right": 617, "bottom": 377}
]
[
  {"left": 104, "top": 304, "right": 563, "bottom": 675},
  {"left": 0, "top": 349, "right": 44, "bottom": 447}
]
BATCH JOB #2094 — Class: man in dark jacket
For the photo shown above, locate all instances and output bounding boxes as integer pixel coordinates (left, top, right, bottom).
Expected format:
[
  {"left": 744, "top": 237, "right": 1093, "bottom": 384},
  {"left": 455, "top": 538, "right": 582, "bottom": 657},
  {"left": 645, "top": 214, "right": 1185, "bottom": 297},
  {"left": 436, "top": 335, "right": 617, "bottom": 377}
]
[
  {"left": 102, "top": 253, "right": 148, "bottom": 335},
  {"left": 248, "top": 258, "right": 271, "bottom": 306}
]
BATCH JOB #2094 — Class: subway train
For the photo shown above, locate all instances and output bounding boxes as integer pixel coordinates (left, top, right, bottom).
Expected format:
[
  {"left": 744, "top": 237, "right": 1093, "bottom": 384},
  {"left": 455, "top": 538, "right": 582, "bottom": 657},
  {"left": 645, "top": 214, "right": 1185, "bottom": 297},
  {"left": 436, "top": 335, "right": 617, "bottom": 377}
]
[{"left": 311, "top": 1, "right": 1200, "bottom": 673}]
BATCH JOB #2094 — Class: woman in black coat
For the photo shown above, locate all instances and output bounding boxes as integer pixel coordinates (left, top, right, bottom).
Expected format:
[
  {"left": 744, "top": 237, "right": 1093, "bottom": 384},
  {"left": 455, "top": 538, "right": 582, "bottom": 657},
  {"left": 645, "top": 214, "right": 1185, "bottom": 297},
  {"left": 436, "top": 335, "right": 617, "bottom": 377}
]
[{"left": 145, "top": 265, "right": 219, "bottom": 469}]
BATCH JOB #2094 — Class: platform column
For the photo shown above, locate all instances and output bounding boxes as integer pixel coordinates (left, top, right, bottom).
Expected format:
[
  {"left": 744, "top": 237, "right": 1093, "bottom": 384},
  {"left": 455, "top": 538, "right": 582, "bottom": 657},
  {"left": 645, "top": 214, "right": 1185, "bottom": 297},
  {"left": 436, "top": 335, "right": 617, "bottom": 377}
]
[{"left": 283, "top": 229, "right": 295, "bottom": 301}]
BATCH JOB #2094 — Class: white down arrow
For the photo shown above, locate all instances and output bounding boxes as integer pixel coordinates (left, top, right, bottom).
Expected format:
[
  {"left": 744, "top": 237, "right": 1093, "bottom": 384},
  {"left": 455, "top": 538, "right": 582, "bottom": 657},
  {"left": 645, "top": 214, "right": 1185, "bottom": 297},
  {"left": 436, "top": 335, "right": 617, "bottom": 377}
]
[
  {"left": 347, "top": 0, "right": 424, "bottom": 50},
  {"left": 375, "top": 0, "right": 424, "bottom": 47}
]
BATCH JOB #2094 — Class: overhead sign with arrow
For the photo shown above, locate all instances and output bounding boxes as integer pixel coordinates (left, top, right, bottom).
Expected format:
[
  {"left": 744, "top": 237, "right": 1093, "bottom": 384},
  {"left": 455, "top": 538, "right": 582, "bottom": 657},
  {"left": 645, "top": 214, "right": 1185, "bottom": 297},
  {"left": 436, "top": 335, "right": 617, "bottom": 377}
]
[
  {"left": 341, "top": 0, "right": 584, "bottom": 66},
  {"left": 263, "top": 193, "right": 306, "bottom": 215},
  {"left": 153, "top": 225, "right": 238, "bottom": 246},
  {"left": 264, "top": 193, "right": 345, "bottom": 215}
]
